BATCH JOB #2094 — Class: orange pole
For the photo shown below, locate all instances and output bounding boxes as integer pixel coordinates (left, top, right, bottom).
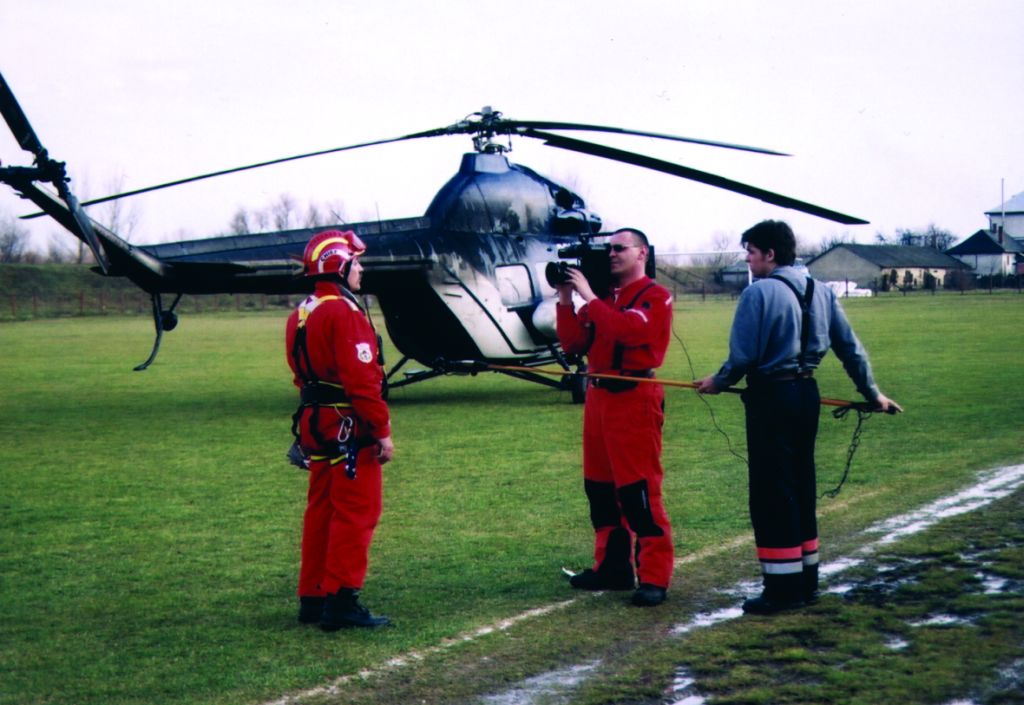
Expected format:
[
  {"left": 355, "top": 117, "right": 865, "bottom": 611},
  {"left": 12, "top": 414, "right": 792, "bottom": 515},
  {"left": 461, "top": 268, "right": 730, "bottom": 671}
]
[{"left": 485, "top": 364, "right": 865, "bottom": 410}]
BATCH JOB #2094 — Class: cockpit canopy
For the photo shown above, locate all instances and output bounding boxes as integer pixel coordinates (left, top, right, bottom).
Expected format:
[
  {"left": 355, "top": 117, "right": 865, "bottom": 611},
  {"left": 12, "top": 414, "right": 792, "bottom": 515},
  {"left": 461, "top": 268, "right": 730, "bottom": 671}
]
[{"left": 425, "top": 153, "right": 601, "bottom": 236}]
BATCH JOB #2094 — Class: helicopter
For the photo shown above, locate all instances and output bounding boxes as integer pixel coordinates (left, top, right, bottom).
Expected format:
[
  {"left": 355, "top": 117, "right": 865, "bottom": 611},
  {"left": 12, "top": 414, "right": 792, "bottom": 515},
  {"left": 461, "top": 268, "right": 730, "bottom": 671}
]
[{"left": 0, "top": 70, "right": 867, "bottom": 399}]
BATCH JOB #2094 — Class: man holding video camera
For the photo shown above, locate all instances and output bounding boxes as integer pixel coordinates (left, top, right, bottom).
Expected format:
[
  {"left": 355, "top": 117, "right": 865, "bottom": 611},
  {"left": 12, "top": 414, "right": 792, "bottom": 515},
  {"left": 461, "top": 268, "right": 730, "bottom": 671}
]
[{"left": 555, "top": 228, "right": 675, "bottom": 607}]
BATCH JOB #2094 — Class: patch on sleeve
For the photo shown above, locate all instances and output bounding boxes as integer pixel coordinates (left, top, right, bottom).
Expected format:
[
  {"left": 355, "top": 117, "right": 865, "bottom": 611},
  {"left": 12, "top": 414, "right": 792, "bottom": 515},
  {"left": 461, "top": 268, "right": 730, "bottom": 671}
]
[{"left": 355, "top": 342, "right": 373, "bottom": 363}]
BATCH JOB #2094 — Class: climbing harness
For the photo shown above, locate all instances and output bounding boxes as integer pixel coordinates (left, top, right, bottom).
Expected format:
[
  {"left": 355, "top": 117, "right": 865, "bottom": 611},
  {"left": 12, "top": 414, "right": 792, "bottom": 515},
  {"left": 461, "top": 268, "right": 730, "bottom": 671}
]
[{"left": 289, "top": 294, "right": 360, "bottom": 479}]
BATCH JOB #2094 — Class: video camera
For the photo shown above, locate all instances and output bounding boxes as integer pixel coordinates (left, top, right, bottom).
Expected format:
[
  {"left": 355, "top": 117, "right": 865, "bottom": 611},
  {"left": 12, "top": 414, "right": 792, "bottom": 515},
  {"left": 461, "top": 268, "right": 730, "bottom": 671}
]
[{"left": 544, "top": 237, "right": 656, "bottom": 295}]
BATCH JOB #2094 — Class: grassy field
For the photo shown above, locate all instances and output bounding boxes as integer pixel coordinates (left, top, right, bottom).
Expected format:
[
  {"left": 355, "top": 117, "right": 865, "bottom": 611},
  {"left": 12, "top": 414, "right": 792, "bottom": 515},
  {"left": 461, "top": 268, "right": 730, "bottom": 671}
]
[{"left": 0, "top": 291, "right": 1022, "bottom": 705}]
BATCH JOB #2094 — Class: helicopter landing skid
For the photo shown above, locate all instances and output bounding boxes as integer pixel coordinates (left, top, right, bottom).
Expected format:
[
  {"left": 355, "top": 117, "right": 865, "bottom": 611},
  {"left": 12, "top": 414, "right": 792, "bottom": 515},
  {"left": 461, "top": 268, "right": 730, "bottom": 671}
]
[
  {"left": 384, "top": 355, "right": 586, "bottom": 402},
  {"left": 134, "top": 292, "right": 183, "bottom": 371}
]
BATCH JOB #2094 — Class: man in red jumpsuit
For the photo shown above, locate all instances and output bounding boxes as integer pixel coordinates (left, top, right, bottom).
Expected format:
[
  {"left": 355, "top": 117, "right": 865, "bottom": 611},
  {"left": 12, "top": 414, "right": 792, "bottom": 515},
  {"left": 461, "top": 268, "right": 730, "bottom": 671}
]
[
  {"left": 285, "top": 229, "right": 395, "bottom": 630},
  {"left": 556, "top": 228, "right": 675, "bottom": 607}
]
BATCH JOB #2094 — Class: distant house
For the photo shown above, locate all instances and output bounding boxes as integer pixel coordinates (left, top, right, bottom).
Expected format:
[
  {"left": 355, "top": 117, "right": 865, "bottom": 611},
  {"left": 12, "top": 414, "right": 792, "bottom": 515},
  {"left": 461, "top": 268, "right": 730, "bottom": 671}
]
[
  {"left": 719, "top": 260, "right": 751, "bottom": 289},
  {"left": 985, "top": 190, "right": 1024, "bottom": 239},
  {"left": 945, "top": 229, "right": 1024, "bottom": 277},
  {"left": 805, "top": 244, "right": 967, "bottom": 291}
]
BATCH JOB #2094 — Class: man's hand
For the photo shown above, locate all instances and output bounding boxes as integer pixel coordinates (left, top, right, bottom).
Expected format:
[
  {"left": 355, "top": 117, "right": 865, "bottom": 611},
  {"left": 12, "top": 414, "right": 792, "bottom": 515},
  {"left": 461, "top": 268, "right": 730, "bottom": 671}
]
[
  {"left": 376, "top": 436, "right": 395, "bottom": 464},
  {"left": 696, "top": 375, "right": 720, "bottom": 395},
  {"left": 872, "top": 393, "right": 903, "bottom": 415},
  {"left": 565, "top": 267, "right": 597, "bottom": 303}
]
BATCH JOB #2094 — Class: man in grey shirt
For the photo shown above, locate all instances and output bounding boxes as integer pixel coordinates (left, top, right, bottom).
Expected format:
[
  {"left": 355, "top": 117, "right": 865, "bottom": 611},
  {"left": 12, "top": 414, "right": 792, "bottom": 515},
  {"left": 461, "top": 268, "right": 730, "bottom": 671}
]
[{"left": 697, "top": 220, "right": 900, "bottom": 614}]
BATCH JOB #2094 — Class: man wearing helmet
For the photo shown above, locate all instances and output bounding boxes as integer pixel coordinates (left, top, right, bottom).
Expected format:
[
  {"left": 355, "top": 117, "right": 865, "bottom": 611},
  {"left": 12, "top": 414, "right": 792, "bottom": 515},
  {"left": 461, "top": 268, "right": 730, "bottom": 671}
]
[{"left": 285, "top": 229, "right": 395, "bottom": 630}]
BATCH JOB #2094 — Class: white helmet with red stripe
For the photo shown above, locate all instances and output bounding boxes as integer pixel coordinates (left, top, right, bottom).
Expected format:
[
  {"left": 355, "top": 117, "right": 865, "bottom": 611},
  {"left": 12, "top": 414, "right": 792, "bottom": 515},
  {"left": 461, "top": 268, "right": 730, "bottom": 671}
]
[{"left": 302, "top": 229, "right": 367, "bottom": 278}]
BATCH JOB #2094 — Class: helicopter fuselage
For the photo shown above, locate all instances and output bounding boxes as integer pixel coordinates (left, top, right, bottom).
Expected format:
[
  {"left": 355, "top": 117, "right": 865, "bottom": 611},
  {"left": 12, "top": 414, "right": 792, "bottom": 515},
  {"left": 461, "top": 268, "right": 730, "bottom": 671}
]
[{"left": 127, "top": 151, "right": 603, "bottom": 370}]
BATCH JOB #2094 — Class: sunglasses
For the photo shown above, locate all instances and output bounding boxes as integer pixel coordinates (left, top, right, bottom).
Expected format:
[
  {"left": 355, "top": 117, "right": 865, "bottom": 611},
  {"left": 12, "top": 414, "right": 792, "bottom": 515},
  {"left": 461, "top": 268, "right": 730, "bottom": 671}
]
[{"left": 608, "top": 244, "right": 639, "bottom": 253}]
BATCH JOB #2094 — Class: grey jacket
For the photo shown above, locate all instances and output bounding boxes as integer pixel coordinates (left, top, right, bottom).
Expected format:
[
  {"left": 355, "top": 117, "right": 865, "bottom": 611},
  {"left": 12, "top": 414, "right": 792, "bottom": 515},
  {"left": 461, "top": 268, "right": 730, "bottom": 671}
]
[{"left": 712, "top": 265, "right": 880, "bottom": 401}]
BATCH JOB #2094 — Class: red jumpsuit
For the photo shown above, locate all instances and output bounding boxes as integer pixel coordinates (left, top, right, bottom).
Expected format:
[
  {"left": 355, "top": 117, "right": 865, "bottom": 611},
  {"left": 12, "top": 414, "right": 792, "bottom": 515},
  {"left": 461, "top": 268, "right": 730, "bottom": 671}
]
[
  {"left": 557, "top": 276, "right": 675, "bottom": 588},
  {"left": 285, "top": 280, "right": 391, "bottom": 597}
]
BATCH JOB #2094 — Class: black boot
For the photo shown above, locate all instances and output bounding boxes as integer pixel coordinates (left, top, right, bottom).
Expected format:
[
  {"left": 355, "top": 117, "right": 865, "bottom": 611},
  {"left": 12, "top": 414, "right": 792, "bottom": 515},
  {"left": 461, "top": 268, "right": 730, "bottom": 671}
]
[
  {"left": 742, "top": 592, "right": 806, "bottom": 614},
  {"left": 742, "top": 573, "right": 805, "bottom": 615},
  {"left": 569, "top": 567, "right": 636, "bottom": 591},
  {"left": 631, "top": 583, "right": 667, "bottom": 607},
  {"left": 569, "top": 528, "right": 635, "bottom": 591},
  {"left": 298, "top": 596, "right": 325, "bottom": 624},
  {"left": 803, "top": 564, "right": 820, "bottom": 604},
  {"left": 320, "top": 588, "right": 391, "bottom": 630}
]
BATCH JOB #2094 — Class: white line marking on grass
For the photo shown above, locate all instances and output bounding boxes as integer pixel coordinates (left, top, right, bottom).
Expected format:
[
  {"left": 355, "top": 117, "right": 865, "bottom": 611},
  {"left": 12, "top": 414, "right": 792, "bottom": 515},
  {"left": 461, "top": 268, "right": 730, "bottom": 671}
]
[
  {"left": 259, "top": 600, "right": 578, "bottom": 705},
  {"left": 259, "top": 465, "right": 1023, "bottom": 705},
  {"left": 668, "top": 464, "right": 1024, "bottom": 636},
  {"left": 867, "top": 464, "right": 1024, "bottom": 545},
  {"left": 479, "top": 660, "right": 601, "bottom": 705}
]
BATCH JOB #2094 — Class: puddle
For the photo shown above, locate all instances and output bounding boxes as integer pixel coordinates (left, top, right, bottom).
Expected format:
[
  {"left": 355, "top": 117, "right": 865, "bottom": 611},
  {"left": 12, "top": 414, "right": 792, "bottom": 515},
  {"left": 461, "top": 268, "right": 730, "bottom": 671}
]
[
  {"left": 884, "top": 635, "right": 910, "bottom": 651},
  {"left": 714, "top": 579, "right": 759, "bottom": 598},
  {"left": 975, "top": 572, "right": 1009, "bottom": 594},
  {"left": 479, "top": 660, "right": 600, "bottom": 705},
  {"left": 825, "top": 583, "right": 856, "bottom": 595},
  {"left": 819, "top": 556, "right": 864, "bottom": 577},
  {"left": 670, "top": 606, "right": 744, "bottom": 636},
  {"left": 665, "top": 667, "right": 708, "bottom": 705},
  {"left": 907, "top": 614, "right": 977, "bottom": 628},
  {"left": 992, "top": 658, "right": 1024, "bottom": 696}
]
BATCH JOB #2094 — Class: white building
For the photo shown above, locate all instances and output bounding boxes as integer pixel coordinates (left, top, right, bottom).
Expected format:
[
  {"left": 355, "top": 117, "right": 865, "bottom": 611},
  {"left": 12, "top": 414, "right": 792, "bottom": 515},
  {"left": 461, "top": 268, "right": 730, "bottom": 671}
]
[{"left": 985, "top": 190, "right": 1024, "bottom": 239}]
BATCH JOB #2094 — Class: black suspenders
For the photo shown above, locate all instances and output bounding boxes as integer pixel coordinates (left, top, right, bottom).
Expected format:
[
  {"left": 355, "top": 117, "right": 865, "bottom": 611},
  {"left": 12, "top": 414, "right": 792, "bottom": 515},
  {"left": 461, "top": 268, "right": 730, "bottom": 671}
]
[{"left": 769, "top": 275, "right": 815, "bottom": 371}]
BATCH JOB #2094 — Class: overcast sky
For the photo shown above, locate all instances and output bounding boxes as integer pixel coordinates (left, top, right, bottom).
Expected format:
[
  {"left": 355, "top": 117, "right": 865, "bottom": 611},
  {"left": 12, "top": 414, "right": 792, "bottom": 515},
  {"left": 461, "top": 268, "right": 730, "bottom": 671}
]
[{"left": 2, "top": 0, "right": 1023, "bottom": 255}]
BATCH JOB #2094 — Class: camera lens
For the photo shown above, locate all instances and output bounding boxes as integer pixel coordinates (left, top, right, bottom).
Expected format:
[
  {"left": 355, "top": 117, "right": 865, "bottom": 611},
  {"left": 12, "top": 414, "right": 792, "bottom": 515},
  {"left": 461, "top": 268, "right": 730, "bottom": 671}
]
[{"left": 545, "top": 261, "right": 572, "bottom": 288}]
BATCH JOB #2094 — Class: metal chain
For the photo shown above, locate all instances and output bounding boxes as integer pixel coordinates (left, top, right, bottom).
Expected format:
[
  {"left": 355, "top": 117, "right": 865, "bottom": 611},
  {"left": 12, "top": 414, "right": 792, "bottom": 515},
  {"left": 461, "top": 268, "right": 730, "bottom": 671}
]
[{"left": 821, "top": 405, "right": 871, "bottom": 498}]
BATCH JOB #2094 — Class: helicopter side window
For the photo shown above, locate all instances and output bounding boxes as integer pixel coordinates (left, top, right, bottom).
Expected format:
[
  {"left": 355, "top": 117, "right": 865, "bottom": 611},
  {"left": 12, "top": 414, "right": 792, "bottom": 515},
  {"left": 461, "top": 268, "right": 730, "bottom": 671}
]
[{"left": 495, "top": 264, "right": 534, "bottom": 308}]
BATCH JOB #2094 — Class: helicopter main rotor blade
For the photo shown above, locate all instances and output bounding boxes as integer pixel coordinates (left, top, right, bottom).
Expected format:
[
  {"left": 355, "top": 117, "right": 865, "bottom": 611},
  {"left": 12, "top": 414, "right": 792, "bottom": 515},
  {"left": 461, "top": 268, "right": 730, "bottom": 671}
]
[
  {"left": 506, "top": 120, "right": 790, "bottom": 156},
  {"left": 527, "top": 129, "right": 868, "bottom": 225},
  {"left": 0, "top": 71, "right": 45, "bottom": 156},
  {"left": 27, "top": 110, "right": 786, "bottom": 212},
  {"left": 29, "top": 128, "right": 453, "bottom": 215},
  {"left": 0, "top": 71, "right": 109, "bottom": 271}
]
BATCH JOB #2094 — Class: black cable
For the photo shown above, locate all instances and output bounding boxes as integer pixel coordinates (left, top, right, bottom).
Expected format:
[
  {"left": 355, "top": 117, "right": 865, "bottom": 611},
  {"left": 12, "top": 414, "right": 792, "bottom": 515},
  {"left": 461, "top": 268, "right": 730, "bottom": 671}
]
[{"left": 671, "top": 326, "right": 748, "bottom": 467}]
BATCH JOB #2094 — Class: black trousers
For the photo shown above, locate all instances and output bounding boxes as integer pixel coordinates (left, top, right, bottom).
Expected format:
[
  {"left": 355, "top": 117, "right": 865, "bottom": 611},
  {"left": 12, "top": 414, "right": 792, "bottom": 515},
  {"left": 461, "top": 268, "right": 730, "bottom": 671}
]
[{"left": 742, "top": 377, "right": 821, "bottom": 599}]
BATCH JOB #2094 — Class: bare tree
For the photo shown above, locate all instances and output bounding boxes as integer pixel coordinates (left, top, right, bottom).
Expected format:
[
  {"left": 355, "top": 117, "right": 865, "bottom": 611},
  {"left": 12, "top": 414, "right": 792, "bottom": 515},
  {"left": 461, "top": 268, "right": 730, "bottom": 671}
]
[
  {"left": 253, "top": 208, "right": 271, "bottom": 232},
  {"left": 0, "top": 212, "right": 30, "bottom": 263},
  {"left": 805, "top": 231, "right": 856, "bottom": 259},
  {"left": 46, "top": 233, "right": 76, "bottom": 263},
  {"left": 228, "top": 207, "right": 251, "bottom": 235},
  {"left": 882, "top": 224, "right": 958, "bottom": 250},
  {"left": 86, "top": 173, "right": 141, "bottom": 242},
  {"left": 321, "top": 199, "right": 347, "bottom": 225},
  {"left": 225, "top": 195, "right": 347, "bottom": 234},
  {"left": 272, "top": 194, "right": 298, "bottom": 230},
  {"left": 691, "top": 231, "right": 744, "bottom": 269},
  {"left": 923, "top": 223, "right": 957, "bottom": 250}
]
